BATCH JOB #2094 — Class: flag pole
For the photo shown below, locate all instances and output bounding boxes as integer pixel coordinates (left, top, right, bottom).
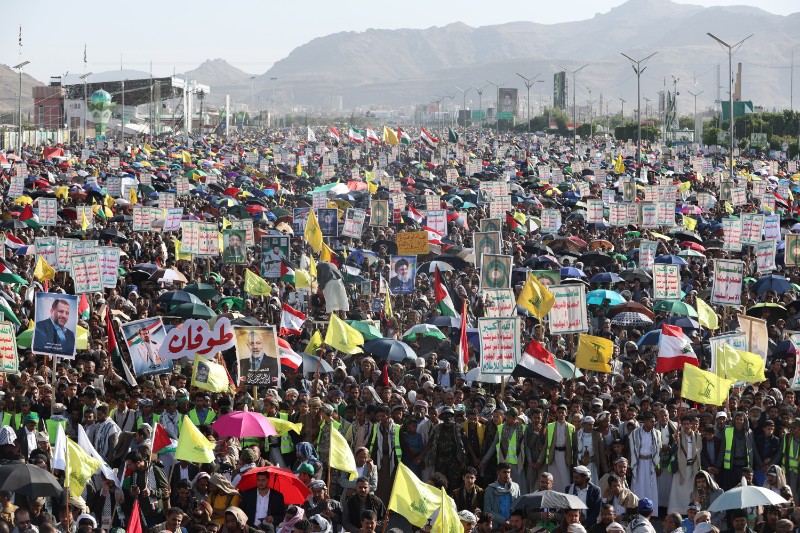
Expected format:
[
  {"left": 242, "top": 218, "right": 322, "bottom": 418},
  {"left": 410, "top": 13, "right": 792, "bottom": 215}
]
[{"left": 381, "top": 510, "right": 391, "bottom": 533}]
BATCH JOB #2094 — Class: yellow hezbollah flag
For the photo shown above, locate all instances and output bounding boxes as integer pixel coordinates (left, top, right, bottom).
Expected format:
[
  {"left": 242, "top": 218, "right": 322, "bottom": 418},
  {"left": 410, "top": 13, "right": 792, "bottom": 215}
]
[
  {"left": 129, "top": 186, "right": 137, "bottom": 205},
  {"left": 678, "top": 180, "right": 692, "bottom": 192},
  {"left": 576, "top": 334, "right": 613, "bottom": 372},
  {"left": 308, "top": 253, "right": 318, "bottom": 277},
  {"left": 614, "top": 155, "right": 625, "bottom": 174},
  {"left": 244, "top": 269, "right": 272, "bottom": 296},
  {"left": 182, "top": 151, "right": 192, "bottom": 164},
  {"left": 266, "top": 417, "right": 302, "bottom": 436},
  {"left": 320, "top": 241, "right": 334, "bottom": 262},
  {"left": 388, "top": 462, "right": 445, "bottom": 528},
  {"left": 174, "top": 239, "right": 193, "bottom": 261},
  {"left": 383, "top": 126, "right": 400, "bottom": 145},
  {"left": 517, "top": 273, "right": 555, "bottom": 319},
  {"left": 305, "top": 208, "right": 323, "bottom": 253},
  {"left": 365, "top": 171, "right": 378, "bottom": 195},
  {"left": 329, "top": 424, "right": 358, "bottom": 480},
  {"left": 305, "top": 330, "right": 323, "bottom": 355},
  {"left": 55, "top": 186, "right": 69, "bottom": 201},
  {"left": 65, "top": 437, "right": 101, "bottom": 490},
  {"left": 432, "top": 486, "right": 460, "bottom": 533},
  {"left": 696, "top": 298, "right": 718, "bottom": 330},
  {"left": 719, "top": 344, "right": 767, "bottom": 383},
  {"left": 34, "top": 255, "right": 56, "bottom": 281},
  {"left": 384, "top": 290, "right": 393, "bottom": 319},
  {"left": 81, "top": 211, "right": 89, "bottom": 231},
  {"left": 222, "top": 217, "right": 231, "bottom": 229},
  {"left": 682, "top": 216, "right": 697, "bottom": 231},
  {"left": 295, "top": 269, "right": 312, "bottom": 289},
  {"left": 683, "top": 362, "right": 733, "bottom": 406},
  {"left": 175, "top": 415, "right": 215, "bottom": 463},
  {"left": 324, "top": 314, "right": 364, "bottom": 355},
  {"left": 191, "top": 356, "right": 232, "bottom": 393}
]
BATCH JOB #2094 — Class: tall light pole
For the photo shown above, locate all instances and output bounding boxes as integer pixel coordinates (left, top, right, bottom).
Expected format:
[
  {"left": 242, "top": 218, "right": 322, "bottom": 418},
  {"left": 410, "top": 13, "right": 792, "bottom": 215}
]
[
  {"left": 198, "top": 89, "right": 205, "bottom": 135},
  {"left": 537, "top": 79, "right": 545, "bottom": 118},
  {"left": 688, "top": 89, "right": 704, "bottom": 141},
  {"left": 455, "top": 86, "right": 473, "bottom": 143},
  {"left": 561, "top": 64, "right": 589, "bottom": 153},
  {"left": 516, "top": 72, "right": 541, "bottom": 135},
  {"left": 619, "top": 98, "right": 626, "bottom": 126},
  {"left": 472, "top": 83, "right": 491, "bottom": 136},
  {"left": 621, "top": 51, "right": 657, "bottom": 165},
  {"left": 707, "top": 32, "right": 753, "bottom": 179},
  {"left": 80, "top": 72, "right": 93, "bottom": 144},
  {"left": 13, "top": 61, "right": 29, "bottom": 155},
  {"left": 485, "top": 79, "right": 503, "bottom": 138}
]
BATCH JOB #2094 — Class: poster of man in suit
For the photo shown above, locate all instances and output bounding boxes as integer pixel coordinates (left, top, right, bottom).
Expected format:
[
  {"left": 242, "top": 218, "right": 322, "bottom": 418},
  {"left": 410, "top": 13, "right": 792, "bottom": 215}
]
[
  {"left": 32, "top": 293, "right": 79, "bottom": 359},
  {"left": 261, "top": 236, "right": 290, "bottom": 278},
  {"left": 317, "top": 208, "right": 339, "bottom": 237},
  {"left": 121, "top": 317, "right": 172, "bottom": 376},
  {"left": 235, "top": 325, "right": 279, "bottom": 386}
]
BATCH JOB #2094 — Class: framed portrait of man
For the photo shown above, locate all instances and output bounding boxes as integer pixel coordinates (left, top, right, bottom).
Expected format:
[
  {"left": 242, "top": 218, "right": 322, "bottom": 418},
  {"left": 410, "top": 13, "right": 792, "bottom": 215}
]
[
  {"left": 317, "top": 208, "right": 339, "bottom": 237},
  {"left": 261, "top": 236, "right": 290, "bottom": 278},
  {"left": 389, "top": 255, "right": 417, "bottom": 295},
  {"left": 222, "top": 229, "right": 247, "bottom": 264},
  {"left": 235, "top": 325, "right": 279, "bottom": 386},
  {"left": 120, "top": 317, "right": 173, "bottom": 376},
  {"left": 32, "top": 293, "right": 79, "bottom": 359}
]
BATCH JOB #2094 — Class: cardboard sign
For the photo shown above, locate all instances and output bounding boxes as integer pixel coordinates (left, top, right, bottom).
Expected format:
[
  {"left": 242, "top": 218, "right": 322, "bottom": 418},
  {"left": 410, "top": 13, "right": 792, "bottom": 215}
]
[
  {"left": 653, "top": 264, "right": 681, "bottom": 300},
  {"left": 97, "top": 247, "right": 121, "bottom": 289},
  {"left": 159, "top": 317, "right": 235, "bottom": 360},
  {"left": 395, "top": 231, "right": 429, "bottom": 255},
  {"left": 478, "top": 317, "right": 520, "bottom": 376},
  {"left": 39, "top": 198, "right": 58, "bottom": 226},
  {"left": 71, "top": 253, "right": 103, "bottom": 294},
  {"left": 711, "top": 259, "right": 744, "bottom": 306}
]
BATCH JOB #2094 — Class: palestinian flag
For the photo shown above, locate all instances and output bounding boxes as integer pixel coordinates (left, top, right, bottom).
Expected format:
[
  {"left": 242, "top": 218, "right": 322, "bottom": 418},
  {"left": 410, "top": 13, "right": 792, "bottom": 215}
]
[
  {"left": 277, "top": 338, "right": 303, "bottom": 370},
  {"left": 19, "top": 205, "right": 41, "bottom": 228},
  {"left": 434, "top": 266, "right": 460, "bottom": 318},
  {"left": 397, "top": 127, "right": 412, "bottom": 145},
  {"left": 106, "top": 310, "right": 136, "bottom": 386},
  {"left": 348, "top": 128, "right": 364, "bottom": 144},
  {"left": 279, "top": 303, "right": 306, "bottom": 336},
  {"left": 420, "top": 128, "right": 439, "bottom": 148},
  {"left": 365, "top": 127, "right": 381, "bottom": 144},
  {"left": 448, "top": 127, "right": 459, "bottom": 144},
  {"left": 506, "top": 212, "right": 527, "bottom": 234},
  {"left": 152, "top": 423, "right": 177, "bottom": 454},
  {"left": 280, "top": 260, "right": 295, "bottom": 283},
  {"left": 79, "top": 294, "right": 90, "bottom": 320},
  {"left": 329, "top": 126, "right": 340, "bottom": 143},
  {"left": 0, "top": 262, "right": 25, "bottom": 284}
]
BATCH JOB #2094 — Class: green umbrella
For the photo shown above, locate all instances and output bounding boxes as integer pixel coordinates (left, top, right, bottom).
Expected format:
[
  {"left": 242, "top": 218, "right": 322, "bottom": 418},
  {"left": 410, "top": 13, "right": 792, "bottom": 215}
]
[
  {"left": 0, "top": 272, "right": 27, "bottom": 285},
  {"left": 555, "top": 359, "right": 583, "bottom": 379},
  {"left": 625, "top": 231, "right": 641, "bottom": 239},
  {"left": 270, "top": 207, "right": 291, "bottom": 218},
  {"left": 217, "top": 297, "right": 244, "bottom": 311},
  {"left": 402, "top": 324, "right": 447, "bottom": 343},
  {"left": 17, "top": 329, "right": 32, "bottom": 348},
  {"left": 139, "top": 184, "right": 156, "bottom": 197},
  {"left": 344, "top": 320, "right": 382, "bottom": 340},
  {"left": 172, "top": 302, "right": 216, "bottom": 320},
  {"left": 653, "top": 300, "right": 698, "bottom": 318},
  {"left": 185, "top": 283, "right": 217, "bottom": 301}
]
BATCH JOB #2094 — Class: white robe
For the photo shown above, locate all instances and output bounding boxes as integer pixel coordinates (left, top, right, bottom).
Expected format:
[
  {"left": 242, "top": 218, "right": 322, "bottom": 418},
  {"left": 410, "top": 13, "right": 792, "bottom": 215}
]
[
  {"left": 630, "top": 428, "right": 660, "bottom": 516},
  {"left": 548, "top": 422, "right": 571, "bottom": 493}
]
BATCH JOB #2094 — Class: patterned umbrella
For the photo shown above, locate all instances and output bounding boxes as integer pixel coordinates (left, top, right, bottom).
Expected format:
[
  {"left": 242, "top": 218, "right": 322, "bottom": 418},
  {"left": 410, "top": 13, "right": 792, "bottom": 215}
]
[{"left": 610, "top": 312, "right": 653, "bottom": 327}]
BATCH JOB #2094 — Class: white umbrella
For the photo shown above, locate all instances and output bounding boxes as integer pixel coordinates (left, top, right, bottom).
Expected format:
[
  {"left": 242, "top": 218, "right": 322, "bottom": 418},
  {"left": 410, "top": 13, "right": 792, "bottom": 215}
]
[
  {"left": 465, "top": 367, "right": 503, "bottom": 386},
  {"left": 707, "top": 485, "right": 788, "bottom": 512},
  {"left": 149, "top": 268, "right": 188, "bottom": 284}
]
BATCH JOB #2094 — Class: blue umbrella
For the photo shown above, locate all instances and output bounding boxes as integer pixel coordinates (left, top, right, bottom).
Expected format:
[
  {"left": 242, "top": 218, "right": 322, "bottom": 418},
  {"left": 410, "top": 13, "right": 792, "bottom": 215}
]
[
  {"left": 637, "top": 330, "right": 661, "bottom": 347},
  {"left": 426, "top": 316, "right": 461, "bottom": 328},
  {"left": 654, "top": 254, "right": 688, "bottom": 266},
  {"left": 753, "top": 274, "right": 792, "bottom": 295},
  {"left": 560, "top": 267, "right": 586, "bottom": 278},
  {"left": 590, "top": 272, "right": 623, "bottom": 284},
  {"left": 586, "top": 290, "right": 626, "bottom": 306},
  {"left": 662, "top": 316, "right": 700, "bottom": 329},
  {"left": 349, "top": 249, "right": 379, "bottom": 266},
  {"left": 363, "top": 339, "right": 416, "bottom": 362}
]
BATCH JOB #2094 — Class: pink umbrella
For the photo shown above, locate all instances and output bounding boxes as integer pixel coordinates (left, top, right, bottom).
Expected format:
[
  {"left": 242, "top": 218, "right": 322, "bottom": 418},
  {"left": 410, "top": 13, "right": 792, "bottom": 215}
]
[{"left": 211, "top": 412, "right": 277, "bottom": 438}]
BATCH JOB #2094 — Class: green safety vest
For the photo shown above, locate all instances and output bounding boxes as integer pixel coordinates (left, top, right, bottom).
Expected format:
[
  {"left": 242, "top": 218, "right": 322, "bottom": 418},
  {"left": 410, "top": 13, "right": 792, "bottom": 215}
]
[
  {"left": 317, "top": 420, "right": 342, "bottom": 446},
  {"left": 45, "top": 418, "right": 66, "bottom": 445},
  {"left": 783, "top": 434, "right": 800, "bottom": 473},
  {"left": 135, "top": 413, "right": 161, "bottom": 430},
  {"left": 369, "top": 424, "right": 402, "bottom": 462},
  {"left": 496, "top": 423, "right": 527, "bottom": 465},
  {"left": 279, "top": 413, "right": 295, "bottom": 455},
  {"left": 545, "top": 422, "right": 574, "bottom": 464},
  {"left": 723, "top": 426, "right": 752, "bottom": 469},
  {"left": 0, "top": 412, "right": 10, "bottom": 427},
  {"left": 189, "top": 409, "right": 216, "bottom": 426}
]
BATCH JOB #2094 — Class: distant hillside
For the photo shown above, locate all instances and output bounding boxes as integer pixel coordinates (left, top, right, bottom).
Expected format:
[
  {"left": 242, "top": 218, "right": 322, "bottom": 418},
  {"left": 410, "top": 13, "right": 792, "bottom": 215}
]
[{"left": 0, "top": 63, "right": 44, "bottom": 115}]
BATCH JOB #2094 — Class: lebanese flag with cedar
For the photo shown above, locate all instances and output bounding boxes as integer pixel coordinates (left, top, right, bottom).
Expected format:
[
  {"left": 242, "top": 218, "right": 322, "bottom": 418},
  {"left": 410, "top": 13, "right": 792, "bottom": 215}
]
[
  {"left": 276, "top": 338, "right": 303, "bottom": 370},
  {"left": 657, "top": 323, "right": 699, "bottom": 372},
  {"left": 279, "top": 303, "right": 306, "bottom": 336}
]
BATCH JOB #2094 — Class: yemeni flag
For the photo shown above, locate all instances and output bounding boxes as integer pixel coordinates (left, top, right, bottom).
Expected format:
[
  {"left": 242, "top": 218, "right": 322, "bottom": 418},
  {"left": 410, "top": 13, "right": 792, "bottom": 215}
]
[
  {"left": 398, "top": 127, "right": 412, "bottom": 145},
  {"left": 407, "top": 205, "right": 425, "bottom": 224},
  {"left": 365, "top": 127, "right": 381, "bottom": 144},
  {"left": 434, "top": 266, "right": 460, "bottom": 318},
  {"left": 774, "top": 191, "right": 789, "bottom": 209},
  {"left": 657, "top": 323, "right": 699, "bottom": 373},
  {"left": 277, "top": 338, "right": 303, "bottom": 370},
  {"left": 79, "top": 294, "right": 90, "bottom": 320},
  {"left": 513, "top": 339, "right": 564, "bottom": 382},
  {"left": 106, "top": 310, "right": 136, "bottom": 386},
  {"left": 280, "top": 260, "right": 295, "bottom": 283},
  {"left": 329, "top": 126, "right": 340, "bottom": 143},
  {"left": 348, "top": 128, "right": 364, "bottom": 144},
  {"left": 4, "top": 234, "right": 25, "bottom": 250},
  {"left": 152, "top": 423, "right": 177, "bottom": 454},
  {"left": 279, "top": 303, "right": 306, "bottom": 336},
  {"left": 420, "top": 128, "right": 439, "bottom": 147}
]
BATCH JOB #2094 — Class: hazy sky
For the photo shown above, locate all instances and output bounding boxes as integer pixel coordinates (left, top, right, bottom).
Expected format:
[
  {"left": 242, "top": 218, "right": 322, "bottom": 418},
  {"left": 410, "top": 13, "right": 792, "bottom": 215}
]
[{"left": 4, "top": 0, "right": 798, "bottom": 82}]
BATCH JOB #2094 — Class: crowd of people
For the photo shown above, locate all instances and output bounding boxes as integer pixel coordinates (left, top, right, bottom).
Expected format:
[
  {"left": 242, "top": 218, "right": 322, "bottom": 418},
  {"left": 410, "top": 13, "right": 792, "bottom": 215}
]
[{"left": 0, "top": 124, "right": 797, "bottom": 533}]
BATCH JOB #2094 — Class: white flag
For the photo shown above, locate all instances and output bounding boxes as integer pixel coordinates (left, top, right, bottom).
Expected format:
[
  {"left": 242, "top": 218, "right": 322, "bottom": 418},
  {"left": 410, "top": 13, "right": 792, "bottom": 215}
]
[
  {"left": 78, "top": 424, "right": 119, "bottom": 486},
  {"left": 53, "top": 423, "right": 66, "bottom": 471},
  {"left": 307, "top": 126, "right": 317, "bottom": 143}
]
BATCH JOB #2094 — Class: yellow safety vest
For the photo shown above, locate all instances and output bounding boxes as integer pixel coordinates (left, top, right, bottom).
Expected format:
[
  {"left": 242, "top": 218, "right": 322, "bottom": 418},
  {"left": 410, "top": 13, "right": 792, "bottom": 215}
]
[
  {"left": 723, "top": 426, "right": 752, "bottom": 469},
  {"left": 189, "top": 408, "right": 216, "bottom": 426},
  {"left": 496, "top": 423, "right": 527, "bottom": 465},
  {"left": 135, "top": 413, "right": 161, "bottom": 430},
  {"left": 45, "top": 418, "right": 66, "bottom": 445},
  {"left": 545, "top": 422, "right": 574, "bottom": 464},
  {"left": 369, "top": 424, "right": 402, "bottom": 462},
  {"left": 783, "top": 435, "right": 800, "bottom": 473},
  {"left": 0, "top": 412, "right": 10, "bottom": 427},
  {"left": 279, "top": 413, "right": 295, "bottom": 455}
]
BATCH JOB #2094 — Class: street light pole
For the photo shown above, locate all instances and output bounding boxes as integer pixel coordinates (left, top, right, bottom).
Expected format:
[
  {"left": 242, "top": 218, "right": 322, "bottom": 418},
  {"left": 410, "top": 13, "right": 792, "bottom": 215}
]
[
  {"left": 455, "top": 86, "right": 474, "bottom": 144},
  {"left": 561, "top": 64, "right": 589, "bottom": 153},
  {"left": 621, "top": 51, "right": 657, "bottom": 165},
  {"left": 619, "top": 98, "right": 626, "bottom": 127},
  {"left": 516, "top": 72, "right": 541, "bottom": 135},
  {"left": 13, "top": 61, "right": 29, "bottom": 155},
  {"left": 688, "top": 89, "right": 704, "bottom": 142},
  {"left": 707, "top": 32, "right": 753, "bottom": 180},
  {"left": 485, "top": 80, "right": 503, "bottom": 139}
]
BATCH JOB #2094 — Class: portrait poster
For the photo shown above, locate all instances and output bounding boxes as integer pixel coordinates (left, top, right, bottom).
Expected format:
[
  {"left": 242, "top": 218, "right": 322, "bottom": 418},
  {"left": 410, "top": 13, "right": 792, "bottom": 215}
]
[
  {"left": 222, "top": 229, "right": 247, "bottom": 264},
  {"left": 531, "top": 270, "right": 561, "bottom": 287},
  {"left": 389, "top": 255, "right": 417, "bottom": 295},
  {"left": 0, "top": 322, "right": 18, "bottom": 375},
  {"left": 480, "top": 254, "right": 512, "bottom": 290},
  {"left": 121, "top": 317, "right": 172, "bottom": 376},
  {"left": 32, "top": 293, "right": 79, "bottom": 359},
  {"left": 292, "top": 208, "right": 311, "bottom": 235},
  {"left": 478, "top": 317, "right": 520, "bottom": 375},
  {"left": 711, "top": 259, "right": 744, "bottom": 307},
  {"left": 370, "top": 200, "right": 389, "bottom": 227},
  {"left": 235, "top": 325, "right": 280, "bottom": 386},
  {"left": 548, "top": 284, "right": 588, "bottom": 334},
  {"left": 738, "top": 315, "right": 768, "bottom": 363},
  {"left": 786, "top": 234, "right": 800, "bottom": 266},
  {"left": 473, "top": 232, "right": 502, "bottom": 270},
  {"left": 483, "top": 288, "right": 516, "bottom": 317},
  {"left": 261, "top": 236, "right": 290, "bottom": 279},
  {"left": 480, "top": 218, "right": 502, "bottom": 232},
  {"left": 230, "top": 219, "right": 255, "bottom": 247}
]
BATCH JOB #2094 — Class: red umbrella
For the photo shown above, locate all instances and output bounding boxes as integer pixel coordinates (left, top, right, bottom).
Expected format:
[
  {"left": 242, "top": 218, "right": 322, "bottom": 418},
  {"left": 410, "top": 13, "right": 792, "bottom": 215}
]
[
  {"left": 245, "top": 205, "right": 267, "bottom": 214},
  {"left": 680, "top": 241, "right": 705, "bottom": 252},
  {"left": 224, "top": 187, "right": 242, "bottom": 197},
  {"left": 235, "top": 466, "right": 310, "bottom": 504},
  {"left": 211, "top": 412, "right": 277, "bottom": 438}
]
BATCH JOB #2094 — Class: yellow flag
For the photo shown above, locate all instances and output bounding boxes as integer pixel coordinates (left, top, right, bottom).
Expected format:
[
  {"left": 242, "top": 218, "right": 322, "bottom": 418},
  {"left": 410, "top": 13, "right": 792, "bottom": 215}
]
[
  {"left": 365, "top": 170, "right": 378, "bottom": 195},
  {"left": 222, "top": 217, "right": 231, "bottom": 229},
  {"left": 296, "top": 163, "right": 303, "bottom": 177},
  {"left": 576, "top": 334, "right": 614, "bottom": 372},
  {"left": 142, "top": 143, "right": 152, "bottom": 155},
  {"left": 265, "top": 416, "right": 302, "bottom": 436},
  {"left": 295, "top": 269, "right": 312, "bottom": 289},
  {"left": 383, "top": 126, "right": 400, "bottom": 145},
  {"left": 104, "top": 194, "right": 115, "bottom": 208},
  {"left": 432, "top": 486, "right": 460, "bottom": 533},
  {"left": 129, "top": 186, "right": 137, "bottom": 205},
  {"left": 305, "top": 330, "right": 323, "bottom": 355},
  {"left": 34, "top": 256, "right": 55, "bottom": 281},
  {"left": 724, "top": 201, "right": 733, "bottom": 214},
  {"left": 305, "top": 208, "right": 323, "bottom": 253},
  {"left": 384, "top": 290, "right": 393, "bottom": 318},
  {"left": 55, "top": 186, "right": 69, "bottom": 201},
  {"left": 324, "top": 314, "right": 364, "bottom": 354},
  {"left": 719, "top": 344, "right": 767, "bottom": 383},
  {"left": 683, "top": 216, "right": 697, "bottom": 231},
  {"left": 517, "top": 273, "right": 555, "bottom": 319},
  {"left": 678, "top": 180, "right": 692, "bottom": 192},
  {"left": 65, "top": 438, "right": 101, "bottom": 490},
  {"left": 192, "top": 356, "right": 233, "bottom": 393},
  {"left": 308, "top": 254, "right": 318, "bottom": 277},
  {"left": 320, "top": 241, "right": 334, "bottom": 262},
  {"left": 388, "top": 462, "right": 444, "bottom": 528},
  {"left": 329, "top": 425, "right": 358, "bottom": 481},
  {"left": 182, "top": 151, "right": 192, "bottom": 164},
  {"left": 244, "top": 269, "right": 272, "bottom": 296},
  {"left": 81, "top": 211, "right": 89, "bottom": 231},
  {"left": 683, "top": 362, "right": 734, "bottom": 406},
  {"left": 696, "top": 298, "right": 718, "bottom": 330},
  {"left": 175, "top": 415, "right": 215, "bottom": 463},
  {"left": 174, "top": 239, "right": 193, "bottom": 260}
]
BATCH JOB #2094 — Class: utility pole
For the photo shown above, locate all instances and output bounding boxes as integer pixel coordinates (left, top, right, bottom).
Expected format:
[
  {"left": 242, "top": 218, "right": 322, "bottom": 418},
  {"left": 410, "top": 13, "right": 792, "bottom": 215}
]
[
  {"left": 516, "top": 72, "right": 541, "bottom": 135},
  {"left": 270, "top": 77, "right": 277, "bottom": 128},
  {"left": 688, "top": 90, "right": 704, "bottom": 142},
  {"left": 621, "top": 51, "right": 657, "bottom": 164},
  {"left": 472, "top": 83, "right": 491, "bottom": 137},
  {"left": 485, "top": 79, "right": 503, "bottom": 139},
  {"left": 455, "top": 86, "right": 473, "bottom": 143},
  {"left": 619, "top": 98, "right": 626, "bottom": 127},
  {"left": 561, "top": 64, "right": 589, "bottom": 153},
  {"left": 707, "top": 32, "right": 753, "bottom": 178},
  {"left": 80, "top": 72, "right": 92, "bottom": 144}
]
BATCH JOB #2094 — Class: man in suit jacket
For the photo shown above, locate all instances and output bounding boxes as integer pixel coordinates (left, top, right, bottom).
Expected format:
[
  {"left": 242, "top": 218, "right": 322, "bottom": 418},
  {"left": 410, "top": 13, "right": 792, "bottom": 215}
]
[
  {"left": 700, "top": 424, "right": 723, "bottom": 482},
  {"left": 16, "top": 413, "right": 42, "bottom": 459},
  {"left": 239, "top": 469, "right": 286, "bottom": 527},
  {"left": 565, "top": 465, "right": 602, "bottom": 527},
  {"left": 239, "top": 330, "right": 278, "bottom": 378},
  {"left": 33, "top": 298, "right": 75, "bottom": 355}
]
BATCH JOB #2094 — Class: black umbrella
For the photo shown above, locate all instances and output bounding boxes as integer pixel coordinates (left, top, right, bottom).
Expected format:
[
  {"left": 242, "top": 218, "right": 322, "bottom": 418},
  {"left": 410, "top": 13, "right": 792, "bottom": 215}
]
[
  {"left": 371, "top": 240, "right": 398, "bottom": 255},
  {"left": 109, "top": 214, "right": 132, "bottom": 223},
  {"left": 1, "top": 219, "right": 27, "bottom": 229},
  {"left": 577, "top": 252, "right": 612, "bottom": 268},
  {"left": 672, "top": 230, "right": 703, "bottom": 245},
  {"left": 232, "top": 316, "right": 261, "bottom": 326},
  {"left": 619, "top": 268, "right": 653, "bottom": 282},
  {"left": 0, "top": 463, "right": 62, "bottom": 497},
  {"left": 158, "top": 290, "right": 203, "bottom": 307}
]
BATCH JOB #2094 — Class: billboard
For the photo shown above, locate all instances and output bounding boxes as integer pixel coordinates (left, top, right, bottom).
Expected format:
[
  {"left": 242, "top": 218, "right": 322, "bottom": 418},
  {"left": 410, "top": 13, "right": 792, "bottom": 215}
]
[
  {"left": 497, "top": 88, "right": 518, "bottom": 119},
  {"left": 554, "top": 72, "right": 567, "bottom": 110}
]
